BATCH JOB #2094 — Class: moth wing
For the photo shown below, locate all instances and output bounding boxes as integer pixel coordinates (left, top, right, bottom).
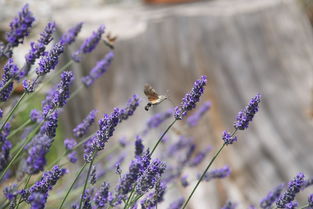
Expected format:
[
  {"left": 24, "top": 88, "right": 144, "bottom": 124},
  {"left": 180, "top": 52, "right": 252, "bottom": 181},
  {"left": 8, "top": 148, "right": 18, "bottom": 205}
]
[{"left": 144, "top": 84, "right": 159, "bottom": 102}]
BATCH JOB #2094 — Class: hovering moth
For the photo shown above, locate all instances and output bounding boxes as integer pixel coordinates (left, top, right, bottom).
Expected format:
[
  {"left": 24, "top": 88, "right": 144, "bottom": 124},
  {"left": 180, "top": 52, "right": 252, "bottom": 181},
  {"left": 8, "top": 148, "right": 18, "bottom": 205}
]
[
  {"left": 144, "top": 84, "right": 167, "bottom": 111},
  {"left": 103, "top": 32, "right": 117, "bottom": 50}
]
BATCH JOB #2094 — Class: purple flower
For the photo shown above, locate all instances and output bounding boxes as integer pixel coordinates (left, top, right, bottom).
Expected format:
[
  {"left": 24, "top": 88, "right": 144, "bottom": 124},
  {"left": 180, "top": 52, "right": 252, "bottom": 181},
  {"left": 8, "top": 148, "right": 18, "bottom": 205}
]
[
  {"left": 260, "top": 184, "right": 284, "bottom": 209},
  {"left": 276, "top": 173, "right": 305, "bottom": 208},
  {"left": 174, "top": 76, "right": 207, "bottom": 120},
  {"left": 202, "top": 166, "right": 231, "bottom": 181},
  {"left": 72, "top": 25, "right": 105, "bottom": 62},
  {"left": 180, "top": 143, "right": 196, "bottom": 166},
  {"left": 25, "top": 165, "right": 66, "bottom": 206},
  {"left": 135, "top": 159, "right": 166, "bottom": 195},
  {"left": 25, "top": 21, "right": 56, "bottom": 67},
  {"left": 67, "top": 151, "right": 78, "bottom": 163},
  {"left": 35, "top": 42, "right": 64, "bottom": 76},
  {"left": 187, "top": 101, "right": 211, "bottom": 127},
  {"left": 28, "top": 192, "right": 48, "bottom": 209},
  {"left": 222, "top": 131, "right": 238, "bottom": 145},
  {"left": 135, "top": 136, "right": 144, "bottom": 157},
  {"left": 3, "top": 183, "right": 18, "bottom": 201},
  {"left": 82, "top": 189, "right": 93, "bottom": 209},
  {"left": 64, "top": 138, "right": 77, "bottom": 150},
  {"left": 94, "top": 182, "right": 111, "bottom": 208},
  {"left": 95, "top": 108, "right": 122, "bottom": 150},
  {"left": 234, "top": 94, "right": 261, "bottom": 130},
  {"left": 0, "top": 58, "right": 20, "bottom": 102},
  {"left": 285, "top": 202, "right": 298, "bottom": 209},
  {"left": 81, "top": 51, "right": 114, "bottom": 87},
  {"left": 189, "top": 146, "right": 211, "bottom": 167},
  {"left": 180, "top": 176, "right": 189, "bottom": 187},
  {"left": 168, "top": 197, "right": 185, "bottom": 209},
  {"left": 141, "top": 181, "right": 166, "bottom": 209},
  {"left": 115, "top": 150, "right": 151, "bottom": 202},
  {"left": 73, "top": 109, "right": 97, "bottom": 138},
  {"left": 119, "top": 95, "right": 140, "bottom": 121},
  {"left": 30, "top": 109, "right": 42, "bottom": 123},
  {"left": 60, "top": 22, "right": 83, "bottom": 45},
  {"left": 23, "top": 79, "right": 35, "bottom": 93},
  {"left": 41, "top": 71, "right": 74, "bottom": 115},
  {"left": 221, "top": 201, "right": 237, "bottom": 209},
  {"left": 23, "top": 134, "right": 53, "bottom": 174},
  {"left": 40, "top": 111, "right": 59, "bottom": 138},
  {"left": 308, "top": 194, "right": 313, "bottom": 207},
  {"left": 6, "top": 4, "right": 35, "bottom": 48},
  {"left": 119, "top": 137, "right": 128, "bottom": 147},
  {"left": 0, "top": 109, "right": 3, "bottom": 118},
  {"left": 0, "top": 124, "right": 12, "bottom": 172},
  {"left": 83, "top": 135, "right": 97, "bottom": 163}
]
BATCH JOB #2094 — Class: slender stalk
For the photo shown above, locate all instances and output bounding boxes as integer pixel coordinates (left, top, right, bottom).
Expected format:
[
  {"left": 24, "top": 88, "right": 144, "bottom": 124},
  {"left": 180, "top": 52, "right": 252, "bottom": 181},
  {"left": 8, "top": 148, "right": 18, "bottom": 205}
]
[
  {"left": 78, "top": 152, "right": 97, "bottom": 209},
  {"left": 123, "top": 187, "right": 136, "bottom": 209},
  {"left": 150, "top": 119, "right": 176, "bottom": 156},
  {"left": 15, "top": 175, "right": 31, "bottom": 209},
  {"left": 58, "top": 162, "right": 87, "bottom": 209},
  {"left": 7, "top": 119, "right": 32, "bottom": 139},
  {"left": 182, "top": 143, "right": 226, "bottom": 209},
  {"left": 0, "top": 122, "right": 42, "bottom": 181},
  {"left": 0, "top": 93, "right": 27, "bottom": 132},
  {"left": 0, "top": 78, "right": 13, "bottom": 95}
]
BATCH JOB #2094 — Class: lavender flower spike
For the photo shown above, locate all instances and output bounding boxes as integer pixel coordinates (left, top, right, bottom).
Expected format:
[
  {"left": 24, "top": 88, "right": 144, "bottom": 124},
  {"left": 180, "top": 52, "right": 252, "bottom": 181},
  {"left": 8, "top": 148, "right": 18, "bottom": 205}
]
[
  {"left": 187, "top": 101, "right": 211, "bottom": 127},
  {"left": 174, "top": 75, "right": 207, "bottom": 120},
  {"left": 72, "top": 25, "right": 105, "bottom": 62},
  {"left": 202, "top": 166, "right": 231, "bottom": 182},
  {"left": 260, "top": 184, "right": 284, "bottom": 209},
  {"left": 0, "top": 58, "right": 20, "bottom": 102},
  {"left": 82, "top": 51, "right": 114, "bottom": 87},
  {"left": 60, "top": 22, "right": 83, "bottom": 45},
  {"left": 221, "top": 201, "right": 237, "bottom": 209},
  {"left": 135, "top": 159, "right": 166, "bottom": 195},
  {"left": 73, "top": 109, "right": 97, "bottom": 138},
  {"left": 25, "top": 165, "right": 66, "bottom": 208},
  {"left": 222, "top": 130, "right": 237, "bottom": 145},
  {"left": 276, "top": 172, "right": 305, "bottom": 208},
  {"left": 23, "top": 134, "right": 53, "bottom": 175},
  {"left": 234, "top": 94, "right": 261, "bottom": 130},
  {"left": 35, "top": 42, "right": 64, "bottom": 76},
  {"left": 94, "top": 182, "right": 111, "bottom": 208},
  {"left": 141, "top": 181, "right": 166, "bottom": 209},
  {"left": 0, "top": 124, "right": 12, "bottom": 172},
  {"left": 25, "top": 21, "right": 56, "bottom": 67},
  {"left": 119, "top": 94, "right": 140, "bottom": 121},
  {"left": 6, "top": 4, "right": 35, "bottom": 48}
]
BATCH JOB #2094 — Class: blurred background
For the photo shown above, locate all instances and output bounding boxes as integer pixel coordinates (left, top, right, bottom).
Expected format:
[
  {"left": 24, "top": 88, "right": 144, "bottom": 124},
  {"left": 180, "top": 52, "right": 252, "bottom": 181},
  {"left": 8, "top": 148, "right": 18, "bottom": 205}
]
[{"left": 0, "top": 0, "right": 313, "bottom": 208}]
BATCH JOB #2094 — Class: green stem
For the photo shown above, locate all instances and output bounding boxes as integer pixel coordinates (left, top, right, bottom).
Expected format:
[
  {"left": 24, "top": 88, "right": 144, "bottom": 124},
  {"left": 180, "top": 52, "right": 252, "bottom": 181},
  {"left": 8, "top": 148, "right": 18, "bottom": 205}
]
[
  {"left": 7, "top": 119, "right": 32, "bottom": 140},
  {"left": 123, "top": 187, "right": 136, "bottom": 209},
  {"left": 0, "top": 122, "right": 42, "bottom": 181},
  {"left": 15, "top": 175, "right": 31, "bottom": 209},
  {"left": 58, "top": 162, "right": 87, "bottom": 209},
  {"left": 150, "top": 119, "right": 176, "bottom": 156},
  {"left": 0, "top": 93, "right": 27, "bottom": 132},
  {"left": 182, "top": 143, "right": 226, "bottom": 209},
  {"left": 78, "top": 152, "right": 97, "bottom": 209}
]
